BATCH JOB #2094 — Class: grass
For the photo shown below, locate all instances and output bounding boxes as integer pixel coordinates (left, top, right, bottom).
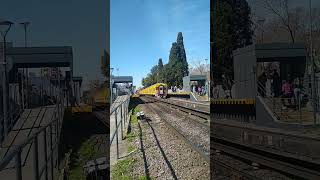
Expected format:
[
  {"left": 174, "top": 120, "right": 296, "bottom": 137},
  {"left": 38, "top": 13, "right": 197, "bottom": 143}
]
[
  {"left": 131, "top": 106, "right": 141, "bottom": 125},
  {"left": 68, "top": 138, "right": 100, "bottom": 180},
  {"left": 127, "top": 145, "right": 136, "bottom": 153},
  {"left": 126, "top": 132, "right": 136, "bottom": 142},
  {"left": 125, "top": 105, "right": 141, "bottom": 142},
  {"left": 111, "top": 158, "right": 136, "bottom": 180},
  {"left": 111, "top": 157, "right": 150, "bottom": 180},
  {"left": 111, "top": 103, "right": 152, "bottom": 180}
]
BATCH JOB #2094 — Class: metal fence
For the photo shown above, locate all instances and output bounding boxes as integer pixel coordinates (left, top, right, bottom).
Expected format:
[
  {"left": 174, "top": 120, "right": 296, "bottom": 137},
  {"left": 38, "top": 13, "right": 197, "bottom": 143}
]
[
  {"left": 257, "top": 76, "right": 320, "bottom": 124},
  {"left": 110, "top": 96, "right": 130, "bottom": 159},
  {"left": 0, "top": 100, "right": 64, "bottom": 180}
]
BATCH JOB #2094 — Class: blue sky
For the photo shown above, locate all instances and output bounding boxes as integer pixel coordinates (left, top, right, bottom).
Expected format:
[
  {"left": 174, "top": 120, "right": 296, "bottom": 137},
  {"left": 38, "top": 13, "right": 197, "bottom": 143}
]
[
  {"left": 111, "top": 0, "right": 210, "bottom": 87},
  {"left": 0, "top": 0, "right": 106, "bottom": 89}
]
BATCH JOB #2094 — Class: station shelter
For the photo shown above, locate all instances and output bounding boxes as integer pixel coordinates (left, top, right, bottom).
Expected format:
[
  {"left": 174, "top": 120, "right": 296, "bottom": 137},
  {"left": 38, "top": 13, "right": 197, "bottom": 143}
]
[
  {"left": 0, "top": 44, "right": 81, "bottom": 142},
  {"left": 183, "top": 73, "right": 210, "bottom": 96},
  {"left": 233, "top": 43, "right": 306, "bottom": 99},
  {"left": 111, "top": 76, "right": 133, "bottom": 103}
]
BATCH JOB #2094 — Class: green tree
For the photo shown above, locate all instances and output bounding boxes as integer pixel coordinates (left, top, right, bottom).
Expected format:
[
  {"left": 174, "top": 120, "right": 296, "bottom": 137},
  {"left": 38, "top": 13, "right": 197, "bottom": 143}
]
[
  {"left": 142, "top": 65, "right": 159, "bottom": 87},
  {"left": 157, "top": 58, "right": 164, "bottom": 83},
  {"left": 166, "top": 32, "right": 189, "bottom": 87},
  {"left": 213, "top": 0, "right": 253, "bottom": 86},
  {"left": 142, "top": 32, "right": 189, "bottom": 87}
]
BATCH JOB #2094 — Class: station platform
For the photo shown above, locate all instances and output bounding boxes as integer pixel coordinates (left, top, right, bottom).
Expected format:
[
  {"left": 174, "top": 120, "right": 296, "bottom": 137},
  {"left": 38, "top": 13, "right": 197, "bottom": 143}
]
[
  {"left": 70, "top": 104, "right": 93, "bottom": 113},
  {"left": 0, "top": 105, "right": 60, "bottom": 180},
  {"left": 110, "top": 95, "right": 130, "bottom": 167},
  {"left": 211, "top": 98, "right": 255, "bottom": 105},
  {"left": 167, "top": 92, "right": 190, "bottom": 99},
  {"left": 168, "top": 92, "right": 190, "bottom": 95}
]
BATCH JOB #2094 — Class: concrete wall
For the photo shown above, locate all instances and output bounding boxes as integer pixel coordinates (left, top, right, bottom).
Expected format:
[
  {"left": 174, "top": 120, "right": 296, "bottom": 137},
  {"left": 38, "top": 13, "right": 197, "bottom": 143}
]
[
  {"left": 183, "top": 76, "right": 190, "bottom": 92},
  {"left": 233, "top": 45, "right": 257, "bottom": 99}
]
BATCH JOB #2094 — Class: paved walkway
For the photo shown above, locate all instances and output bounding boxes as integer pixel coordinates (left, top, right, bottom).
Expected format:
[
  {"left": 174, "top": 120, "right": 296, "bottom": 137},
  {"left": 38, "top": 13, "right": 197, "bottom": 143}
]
[
  {"left": 0, "top": 105, "right": 59, "bottom": 180},
  {"left": 110, "top": 95, "right": 130, "bottom": 167}
]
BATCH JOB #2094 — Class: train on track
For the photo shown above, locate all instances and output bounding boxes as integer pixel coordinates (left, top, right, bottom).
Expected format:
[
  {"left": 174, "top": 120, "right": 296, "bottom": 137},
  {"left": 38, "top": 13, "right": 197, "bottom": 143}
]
[
  {"left": 93, "top": 86, "right": 109, "bottom": 109},
  {"left": 82, "top": 83, "right": 108, "bottom": 110},
  {"left": 135, "top": 83, "right": 168, "bottom": 98}
]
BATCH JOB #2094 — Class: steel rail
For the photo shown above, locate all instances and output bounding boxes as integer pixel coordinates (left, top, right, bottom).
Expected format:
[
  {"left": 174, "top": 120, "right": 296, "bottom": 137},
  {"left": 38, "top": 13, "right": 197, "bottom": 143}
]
[
  {"left": 212, "top": 157, "right": 261, "bottom": 180},
  {"left": 144, "top": 96, "right": 210, "bottom": 120},
  {"left": 140, "top": 97, "right": 210, "bottom": 163},
  {"left": 155, "top": 101, "right": 210, "bottom": 129},
  {"left": 212, "top": 136, "right": 320, "bottom": 180}
]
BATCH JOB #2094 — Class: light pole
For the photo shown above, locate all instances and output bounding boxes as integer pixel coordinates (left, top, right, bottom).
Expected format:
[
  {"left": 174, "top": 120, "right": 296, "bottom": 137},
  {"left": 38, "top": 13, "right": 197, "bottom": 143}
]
[
  {"left": 0, "top": 20, "right": 14, "bottom": 139},
  {"left": 309, "top": 0, "right": 317, "bottom": 124},
  {"left": 19, "top": 22, "right": 30, "bottom": 109},
  {"left": 257, "top": 18, "right": 266, "bottom": 44},
  {"left": 110, "top": 67, "right": 114, "bottom": 103}
]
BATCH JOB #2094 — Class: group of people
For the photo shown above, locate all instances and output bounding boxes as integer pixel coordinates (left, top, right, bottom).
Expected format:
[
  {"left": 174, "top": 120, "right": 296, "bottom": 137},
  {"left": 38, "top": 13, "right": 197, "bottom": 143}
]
[
  {"left": 258, "top": 70, "right": 304, "bottom": 110},
  {"left": 171, "top": 86, "right": 182, "bottom": 92},
  {"left": 191, "top": 85, "right": 206, "bottom": 96}
]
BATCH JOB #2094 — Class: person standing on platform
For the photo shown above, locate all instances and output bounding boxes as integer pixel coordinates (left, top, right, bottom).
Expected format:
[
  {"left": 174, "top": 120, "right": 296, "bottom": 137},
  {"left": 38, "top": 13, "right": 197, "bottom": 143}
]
[
  {"left": 258, "top": 72, "right": 267, "bottom": 97},
  {"left": 272, "top": 70, "right": 281, "bottom": 97}
]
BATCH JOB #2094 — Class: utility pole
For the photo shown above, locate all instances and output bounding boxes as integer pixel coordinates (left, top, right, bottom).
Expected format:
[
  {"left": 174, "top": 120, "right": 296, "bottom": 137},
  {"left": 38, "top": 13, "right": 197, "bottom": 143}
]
[
  {"left": 310, "top": 0, "right": 317, "bottom": 124},
  {"left": 0, "top": 20, "right": 13, "bottom": 139},
  {"left": 257, "top": 18, "right": 265, "bottom": 44},
  {"left": 20, "top": 22, "right": 30, "bottom": 109}
]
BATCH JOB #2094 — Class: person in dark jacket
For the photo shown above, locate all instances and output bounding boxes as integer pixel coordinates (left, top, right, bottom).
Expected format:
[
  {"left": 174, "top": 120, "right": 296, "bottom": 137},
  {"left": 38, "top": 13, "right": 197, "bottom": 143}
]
[
  {"left": 258, "top": 72, "right": 267, "bottom": 97},
  {"left": 272, "top": 70, "right": 281, "bottom": 97}
]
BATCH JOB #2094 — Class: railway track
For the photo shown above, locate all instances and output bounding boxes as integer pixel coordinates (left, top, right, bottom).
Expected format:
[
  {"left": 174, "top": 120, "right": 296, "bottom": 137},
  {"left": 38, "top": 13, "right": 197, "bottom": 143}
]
[
  {"left": 212, "top": 137, "right": 320, "bottom": 179},
  {"left": 149, "top": 96, "right": 210, "bottom": 120},
  {"left": 212, "top": 120, "right": 320, "bottom": 179},
  {"left": 140, "top": 96, "right": 210, "bottom": 163},
  {"left": 144, "top": 96, "right": 320, "bottom": 179}
]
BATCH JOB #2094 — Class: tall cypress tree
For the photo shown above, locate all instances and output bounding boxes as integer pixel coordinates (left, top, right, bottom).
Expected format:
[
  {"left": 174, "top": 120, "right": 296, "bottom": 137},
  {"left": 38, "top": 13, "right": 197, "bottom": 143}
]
[
  {"left": 157, "top": 58, "right": 164, "bottom": 83},
  {"left": 176, "top": 32, "right": 189, "bottom": 77},
  {"left": 167, "top": 32, "right": 189, "bottom": 87}
]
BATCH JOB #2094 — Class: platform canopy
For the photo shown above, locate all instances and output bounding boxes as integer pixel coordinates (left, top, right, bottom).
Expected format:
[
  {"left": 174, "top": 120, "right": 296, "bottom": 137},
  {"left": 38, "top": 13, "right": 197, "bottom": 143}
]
[
  {"left": 233, "top": 43, "right": 307, "bottom": 63},
  {"left": 190, "top": 75, "right": 207, "bottom": 81},
  {"left": 6, "top": 46, "right": 73, "bottom": 68},
  {"left": 112, "top": 76, "right": 133, "bottom": 83}
]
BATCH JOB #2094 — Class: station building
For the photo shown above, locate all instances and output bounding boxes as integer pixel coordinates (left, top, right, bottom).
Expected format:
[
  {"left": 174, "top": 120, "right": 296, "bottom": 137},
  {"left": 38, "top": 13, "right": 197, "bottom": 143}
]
[{"left": 183, "top": 72, "right": 210, "bottom": 98}]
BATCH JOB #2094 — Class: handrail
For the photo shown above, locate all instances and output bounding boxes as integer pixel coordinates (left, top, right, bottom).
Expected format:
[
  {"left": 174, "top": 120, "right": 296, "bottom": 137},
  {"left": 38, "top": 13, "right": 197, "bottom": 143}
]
[
  {"left": 256, "top": 80, "right": 318, "bottom": 123},
  {"left": 110, "top": 96, "right": 130, "bottom": 144},
  {"left": 110, "top": 95, "right": 130, "bottom": 114},
  {"left": 0, "top": 100, "right": 64, "bottom": 180},
  {"left": 109, "top": 95, "right": 130, "bottom": 159}
]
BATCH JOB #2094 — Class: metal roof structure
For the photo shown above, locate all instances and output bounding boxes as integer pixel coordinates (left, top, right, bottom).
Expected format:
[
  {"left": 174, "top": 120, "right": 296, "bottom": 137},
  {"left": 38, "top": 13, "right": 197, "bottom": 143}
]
[
  {"left": 189, "top": 75, "right": 207, "bottom": 81},
  {"left": 112, "top": 76, "right": 133, "bottom": 83},
  {"left": 233, "top": 43, "right": 306, "bottom": 63},
  {"left": 6, "top": 46, "right": 73, "bottom": 68}
]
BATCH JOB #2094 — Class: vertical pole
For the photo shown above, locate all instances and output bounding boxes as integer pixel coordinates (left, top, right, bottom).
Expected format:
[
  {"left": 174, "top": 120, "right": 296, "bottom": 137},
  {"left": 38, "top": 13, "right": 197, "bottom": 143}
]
[
  {"left": 26, "top": 68, "right": 29, "bottom": 108},
  {"left": 23, "top": 22, "right": 29, "bottom": 109},
  {"left": 120, "top": 104, "right": 123, "bottom": 140},
  {"left": 115, "top": 109, "right": 119, "bottom": 159},
  {"left": 49, "top": 124, "right": 54, "bottom": 180},
  {"left": 43, "top": 129, "right": 48, "bottom": 180},
  {"left": 21, "top": 69, "right": 24, "bottom": 109},
  {"left": 310, "top": 0, "right": 317, "bottom": 124},
  {"left": 55, "top": 114, "right": 58, "bottom": 168},
  {"left": 15, "top": 148, "right": 22, "bottom": 180},
  {"left": 2, "top": 36, "right": 8, "bottom": 137},
  {"left": 33, "top": 136, "right": 40, "bottom": 180}
]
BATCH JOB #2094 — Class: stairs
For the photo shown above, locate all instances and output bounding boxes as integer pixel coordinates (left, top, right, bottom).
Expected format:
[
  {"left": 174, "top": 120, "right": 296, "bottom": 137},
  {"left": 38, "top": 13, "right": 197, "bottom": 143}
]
[{"left": 263, "top": 97, "right": 315, "bottom": 123}]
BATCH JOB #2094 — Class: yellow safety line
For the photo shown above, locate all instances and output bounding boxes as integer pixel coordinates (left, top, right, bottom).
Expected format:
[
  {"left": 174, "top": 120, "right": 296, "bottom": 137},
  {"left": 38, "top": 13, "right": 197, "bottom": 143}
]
[{"left": 211, "top": 99, "right": 255, "bottom": 105}]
